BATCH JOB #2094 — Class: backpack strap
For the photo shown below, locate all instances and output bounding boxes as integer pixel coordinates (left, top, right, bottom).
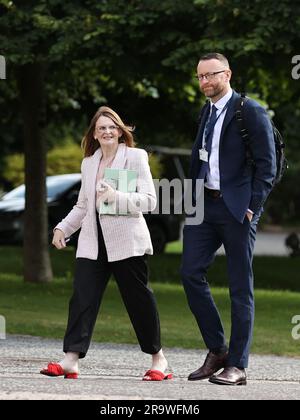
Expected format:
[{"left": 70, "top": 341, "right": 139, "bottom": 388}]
[{"left": 235, "top": 93, "right": 256, "bottom": 167}]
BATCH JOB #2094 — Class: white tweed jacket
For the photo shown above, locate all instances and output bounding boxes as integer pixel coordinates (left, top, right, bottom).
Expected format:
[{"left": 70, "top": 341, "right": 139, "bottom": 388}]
[{"left": 55, "top": 144, "right": 157, "bottom": 261}]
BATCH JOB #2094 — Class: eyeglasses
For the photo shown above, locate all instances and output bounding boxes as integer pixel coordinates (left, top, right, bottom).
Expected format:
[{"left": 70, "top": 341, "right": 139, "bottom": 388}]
[
  {"left": 95, "top": 125, "right": 119, "bottom": 133},
  {"left": 195, "top": 70, "right": 227, "bottom": 82}
]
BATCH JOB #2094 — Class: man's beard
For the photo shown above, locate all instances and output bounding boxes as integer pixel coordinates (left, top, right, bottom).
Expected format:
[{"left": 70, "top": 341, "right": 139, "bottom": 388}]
[{"left": 202, "top": 84, "right": 223, "bottom": 99}]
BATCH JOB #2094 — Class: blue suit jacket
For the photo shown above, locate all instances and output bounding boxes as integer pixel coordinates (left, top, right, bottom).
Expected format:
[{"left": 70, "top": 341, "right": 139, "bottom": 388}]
[{"left": 190, "top": 90, "right": 276, "bottom": 223}]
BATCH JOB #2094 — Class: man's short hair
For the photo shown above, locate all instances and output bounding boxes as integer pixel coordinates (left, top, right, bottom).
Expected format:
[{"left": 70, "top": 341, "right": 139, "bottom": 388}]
[{"left": 199, "top": 53, "right": 230, "bottom": 68}]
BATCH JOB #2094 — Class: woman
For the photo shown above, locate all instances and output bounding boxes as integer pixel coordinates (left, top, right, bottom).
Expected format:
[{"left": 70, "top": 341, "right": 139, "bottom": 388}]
[{"left": 40, "top": 106, "right": 172, "bottom": 381}]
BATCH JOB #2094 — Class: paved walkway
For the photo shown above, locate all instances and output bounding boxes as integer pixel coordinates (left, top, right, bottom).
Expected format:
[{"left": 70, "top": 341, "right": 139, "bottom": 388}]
[
  {"left": 179, "top": 229, "right": 297, "bottom": 256},
  {"left": 217, "top": 232, "right": 291, "bottom": 256},
  {"left": 0, "top": 335, "right": 299, "bottom": 400}
]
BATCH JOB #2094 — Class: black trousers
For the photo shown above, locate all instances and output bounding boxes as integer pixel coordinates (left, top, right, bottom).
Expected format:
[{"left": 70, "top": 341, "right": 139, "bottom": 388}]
[{"left": 63, "top": 215, "right": 161, "bottom": 358}]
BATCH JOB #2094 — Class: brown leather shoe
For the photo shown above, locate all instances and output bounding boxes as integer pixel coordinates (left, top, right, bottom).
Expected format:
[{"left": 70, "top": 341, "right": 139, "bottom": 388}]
[
  {"left": 209, "top": 366, "right": 247, "bottom": 385},
  {"left": 188, "top": 351, "right": 228, "bottom": 381}
]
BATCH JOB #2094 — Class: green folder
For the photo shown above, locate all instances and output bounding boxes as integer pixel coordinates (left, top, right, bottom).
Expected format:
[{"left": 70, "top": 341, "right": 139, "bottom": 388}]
[{"left": 99, "top": 168, "right": 137, "bottom": 215}]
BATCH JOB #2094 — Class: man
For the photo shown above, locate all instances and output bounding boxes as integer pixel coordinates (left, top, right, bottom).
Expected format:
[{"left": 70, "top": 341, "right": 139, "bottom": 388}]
[{"left": 181, "top": 53, "right": 276, "bottom": 385}]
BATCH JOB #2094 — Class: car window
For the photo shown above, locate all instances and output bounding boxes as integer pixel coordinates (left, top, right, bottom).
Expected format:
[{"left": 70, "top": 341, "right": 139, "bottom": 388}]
[
  {"left": 2, "top": 176, "right": 81, "bottom": 200},
  {"left": 153, "top": 153, "right": 190, "bottom": 181},
  {"left": 46, "top": 177, "right": 81, "bottom": 199},
  {"left": 2, "top": 184, "right": 25, "bottom": 200}
]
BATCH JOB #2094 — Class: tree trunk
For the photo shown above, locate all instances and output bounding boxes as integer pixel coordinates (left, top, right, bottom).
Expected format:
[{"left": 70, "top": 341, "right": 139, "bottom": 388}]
[{"left": 19, "top": 63, "right": 53, "bottom": 283}]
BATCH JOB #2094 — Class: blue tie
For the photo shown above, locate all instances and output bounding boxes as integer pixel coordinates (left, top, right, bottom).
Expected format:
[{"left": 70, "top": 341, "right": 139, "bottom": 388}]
[{"left": 198, "top": 105, "right": 217, "bottom": 180}]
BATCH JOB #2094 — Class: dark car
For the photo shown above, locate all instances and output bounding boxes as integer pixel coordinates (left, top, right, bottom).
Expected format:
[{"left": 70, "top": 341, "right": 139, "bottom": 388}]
[
  {"left": 143, "top": 145, "right": 191, "bottom": 252},
  {"left": 0, "top": 147, "right": 190, "bottom": 253},
  {"left": 0, "top": 174, "right": 82, "bottom": 245}
]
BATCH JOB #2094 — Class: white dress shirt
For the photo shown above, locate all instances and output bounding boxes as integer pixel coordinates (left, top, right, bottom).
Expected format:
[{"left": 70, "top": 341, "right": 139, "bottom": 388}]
[{"left": 204, "top": 88, "right": 233, "bottom": 190}]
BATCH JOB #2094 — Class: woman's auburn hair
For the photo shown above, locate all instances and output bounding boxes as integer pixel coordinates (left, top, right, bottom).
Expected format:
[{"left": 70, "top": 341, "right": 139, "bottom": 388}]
[{"left": 81, "top": 106, "right": 136, "bottom": 157}]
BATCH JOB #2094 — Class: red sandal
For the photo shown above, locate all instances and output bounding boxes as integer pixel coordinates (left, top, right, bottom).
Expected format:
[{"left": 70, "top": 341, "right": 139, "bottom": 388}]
[
  {"left": 143, "top": 369, "right": 173, "bottom": 381},
  {"left": 40, "top": 363, "right": 78, "bottom": 379}
]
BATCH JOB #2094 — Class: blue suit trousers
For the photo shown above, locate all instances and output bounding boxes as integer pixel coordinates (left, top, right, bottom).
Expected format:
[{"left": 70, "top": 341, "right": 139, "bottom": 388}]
[{"left": 181, "top": 194, "right": 259, "bottom": 368}]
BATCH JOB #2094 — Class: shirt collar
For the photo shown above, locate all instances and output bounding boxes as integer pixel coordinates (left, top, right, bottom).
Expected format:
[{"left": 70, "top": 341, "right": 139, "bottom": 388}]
[{"left": 210, "top": 88, "right": 233, "bottom": 111}]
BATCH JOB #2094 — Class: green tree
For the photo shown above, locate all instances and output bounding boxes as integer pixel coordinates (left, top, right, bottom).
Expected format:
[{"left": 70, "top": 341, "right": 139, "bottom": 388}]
[
  {"left": 0, "top": 0, "right": 105, "bottom": 282},
  {"left": 0, "top": 0, "right": 300, "bottom": 285},
  {"left": 4, "top": 141, "right": 163, "bottom": 186}
]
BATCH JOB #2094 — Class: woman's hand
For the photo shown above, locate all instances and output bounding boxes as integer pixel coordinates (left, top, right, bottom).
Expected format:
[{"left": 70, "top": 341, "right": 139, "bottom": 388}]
[
  {"left": 52, "top": 229, "right": 67, "bottom": 249},
  {"left": 96, "top": 180, "right": 117, "bottom": 205}
]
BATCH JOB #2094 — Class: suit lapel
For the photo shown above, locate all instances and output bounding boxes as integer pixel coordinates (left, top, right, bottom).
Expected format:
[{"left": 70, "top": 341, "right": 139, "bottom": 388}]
[
  {"left": 195, "top": 102, "right": 210, "bottom": 151},
  {"left": 110, "top": 143, "right": 127, "bottom": 169},
  {"left": 219, "top": 90, "right": 239, "bottom": 143},
  {"left": 190, "top": 102, "right": 210, "bottom": 179},
  {"left": 87, "top": 148, "right": 102, "bottom": 210}
]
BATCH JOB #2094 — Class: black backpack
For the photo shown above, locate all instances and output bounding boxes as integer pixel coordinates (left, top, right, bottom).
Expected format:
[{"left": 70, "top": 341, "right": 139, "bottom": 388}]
[{"left": 235, "top": 93, "right": 288, "bottom": 185}]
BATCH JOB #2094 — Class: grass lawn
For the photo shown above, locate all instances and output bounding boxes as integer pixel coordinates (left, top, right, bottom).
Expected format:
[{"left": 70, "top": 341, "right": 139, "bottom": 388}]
[
  {"left": 0, "top": 271, "right": 299, "bottom": 357},
  {"left": 1, "top": 244, "right": 300, "bottom": 291}
]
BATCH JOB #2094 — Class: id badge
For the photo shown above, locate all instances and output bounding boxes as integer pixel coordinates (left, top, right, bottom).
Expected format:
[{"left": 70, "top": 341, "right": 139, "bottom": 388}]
[{"left": 199, "top": 148, "right": 208, "bottom": 162}]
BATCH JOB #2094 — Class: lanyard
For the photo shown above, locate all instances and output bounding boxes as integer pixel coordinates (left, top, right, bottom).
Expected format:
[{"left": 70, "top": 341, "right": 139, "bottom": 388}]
[{"left": 202, "top": 99, "right": 231, "bottom": 150}]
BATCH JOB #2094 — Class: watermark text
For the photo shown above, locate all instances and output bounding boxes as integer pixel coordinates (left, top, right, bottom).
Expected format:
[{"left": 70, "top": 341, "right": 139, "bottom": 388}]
[
  {"left": 291, "top": 55, "right": 300, "bottom": 80},
  {"left": 291, "top": 315, "right": 300, "bottom": 340},
  {"left": 0, "top": 315, "right": 6, "bottom": 339},
  {"left": 98, "top": 177, "right": 205, "bottom": 226},
  {"left": 0, "top": 55, "right": 6, "bottom": 79}
]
